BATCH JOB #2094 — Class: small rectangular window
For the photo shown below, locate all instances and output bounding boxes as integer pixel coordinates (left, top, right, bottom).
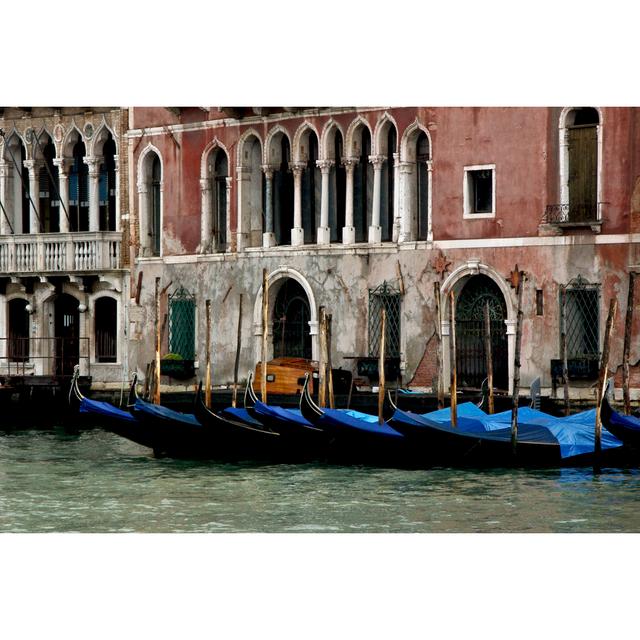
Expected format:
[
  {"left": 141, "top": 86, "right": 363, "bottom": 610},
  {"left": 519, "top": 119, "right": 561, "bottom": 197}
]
[
  {"left": 536, "top": 289, "right": 544, "bottom": 316},
  {"left": 463, "top": 164, "right": 496, "bottom": 218},
  {"left": 368, "top": 282, "right": 401, "bottom": 357},
  {"left": 168, "top": 287, "right": 196, "bottom": 360}
]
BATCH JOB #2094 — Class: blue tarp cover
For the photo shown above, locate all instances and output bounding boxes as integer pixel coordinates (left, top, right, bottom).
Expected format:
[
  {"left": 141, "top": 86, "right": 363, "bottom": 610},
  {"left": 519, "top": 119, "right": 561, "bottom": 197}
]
[
  {"left": 223, "top": 407, "right": 264, "bottom": 427},
  {"left": 253, "top": 401, "right": 315, "bottom": 427},
  {"left": 79, "top": 397, "right": 136, "bottom": 423},
  {"left": 397, "top": 405, "right": 622, "bottom": 459},
  {"left": 134, "top": 398, "right": 201, "bottom": 426},
  {"left": 321, "top": 408, "right": 403, "bottom": 438}
]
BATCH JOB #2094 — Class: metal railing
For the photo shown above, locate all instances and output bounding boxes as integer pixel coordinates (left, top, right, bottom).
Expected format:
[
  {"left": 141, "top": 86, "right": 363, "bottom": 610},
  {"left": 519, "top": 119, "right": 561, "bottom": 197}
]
[
  {"left": 0, "top": 337, "right": 90, "bottom": 377},
  {"left": 0, "top": 231, "right": 122, "bottom": 274},
  {"left": 543, "top": 203, "right": 603, "bottom": 225}
]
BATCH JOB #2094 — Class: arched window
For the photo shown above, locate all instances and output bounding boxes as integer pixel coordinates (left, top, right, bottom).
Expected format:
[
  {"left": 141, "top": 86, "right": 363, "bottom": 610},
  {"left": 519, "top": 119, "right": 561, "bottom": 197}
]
[
  {"left": 329, "top": 131, "right": 346, "bottom": 243},
  {"left": 95, "top": 297, "right": 117, "bottom": 363},
  {"left": 99, "top": 135, "right": 117, "bottom": 232},
  {"left": 151, "top": 154, "right": 161, "bottom": 256},
  {"left": 380, "top": 125, "right": 397, "bottom": 241},
  {"left": 416, "top": 132, "right": 430, "bottom": 240},
  {"left": 353, "top": 127, "right": 372, "bottom": 243},
  {"left": 210, "top": 150, "right": 228, "bottom": 252},
  {"left": 239, "top": 135, "right": 263, "bottom": 248},
  {"left": 273, "top": 136, "right": 293, "bottom": 246},
  {"left": 38, "top": 138, "right": 60, "bottom": 233},
  {"left": 301, "top": 132, "right": 319, "bottom": 244},
  {"left": 69, "top": 141, "right": 89, "bottom": 232},
  {"left": 8, "top": 299, "right": 29, "bottom": 362}
]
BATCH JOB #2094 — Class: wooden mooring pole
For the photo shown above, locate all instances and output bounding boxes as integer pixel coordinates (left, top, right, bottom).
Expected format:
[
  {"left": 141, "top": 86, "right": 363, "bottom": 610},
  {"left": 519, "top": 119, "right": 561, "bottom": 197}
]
[
  {"left": 510, "top": 271, "right": 524, "bottom": 455},
  {"left": 318, "top": 307, "right": 327, "bottom": 408},
  {"left": 232, "top": 294, "right": 243, "bottom": 409},
  {"left": 483, "top": 302, "right": 494, "bottom": 414},
  {"left": 622, "top": 272, "right": 637, "bottom": 415},
  {"left": 261, "top": 269, "right": 269, "bottom": 404},
  {"left": 154, "top": 277, "right": 161, "bottom": 405},
  {"left": 205, "top": 299, "right": 212, "bottom": 408},
  {"left": 378, "top": 308, "right": 386, "bottom": 425},
  {"left": 327, "top": 313, "right": 335, "bottom": 409},
  {"left": 449, "top": 291, "right": 457, "bottom": 427},
  {"left": 560, "top": 285, "right": 570, "bottom": 416},
  {"left": 595, "top": 298, "right": 618, "bottom": 471},
  {"left": 434, "top": 282, "right": 444, "bottom": 410}
]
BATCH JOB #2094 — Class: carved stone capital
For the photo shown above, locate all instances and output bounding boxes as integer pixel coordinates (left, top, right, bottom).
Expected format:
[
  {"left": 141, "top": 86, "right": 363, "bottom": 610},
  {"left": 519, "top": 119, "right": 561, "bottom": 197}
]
[
  {"left": 261, "top": 164, "right": 275, "bottom": 180},
  {"left": 53, "top": 158, "right": 69, "bottom": 175},
  {"left": 341, "top": 156, "right": 358, "bottom": 171},
  {"left": 368, "top": 154, "right": 386, "bottom": 169},
  {"left": 23, "top": 159, "right": 42, "bottom": 176},
  {"left": 83, "top": 155, "right": 101, "bottom": 177},
  {"left": 290, "top": 162, "right": 306, "bottom": 176},
  {"left": 316, "top": 159, "right": 334, "bottom": 173}
]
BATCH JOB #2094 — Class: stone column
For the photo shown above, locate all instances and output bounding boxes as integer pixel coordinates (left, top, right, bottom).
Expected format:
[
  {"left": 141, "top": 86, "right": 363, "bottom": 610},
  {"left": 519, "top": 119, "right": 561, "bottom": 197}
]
[
  {"left": 24, "top": 160, "right": 40, "bottom": 233},
  {"left": 53, "top": 158, "right": 70, "bottom": 233},
  {"left": 84, "top": 156, "right": 101, "bottom": 232},
  {"left": 225, "top": 176, "right": 232, "bottom": 252},
  {"left": 291, "top": 162, "right": 305, "bottom": 246},
  {"left": 235, "top": 165, "right": 250, "bottom": 251},
  {"left": 316, "top": 159, "right": 333, "bottom": 245},
  {"left": 368, "top": 155, "right": 385, "bottom": 244},
  {"left": 392, "top": 152, "right": 401, "bottom": 242},
  {"left": 137, "top": 180, "right": 150, "bottom": 256},
  {"left": 200, "top": 178, "right": 212, "bottom": 253},
  {"left": 505, "top": 319, "right": 517, "bottom": 395},
  {"left": 113, "top": 156, "right": 120, "bottom": 231},
  {"left": 398, "top": 161, "right": 413, "bottom": 243},
  {"left": 341, "top": 157, "right": 357, "bottom": 245},
  {"left": 261, "top": 165, "right": 275, "bottom": 248},
  {"left": 0, "top": 161, "right": 11, "bottom": 235}
]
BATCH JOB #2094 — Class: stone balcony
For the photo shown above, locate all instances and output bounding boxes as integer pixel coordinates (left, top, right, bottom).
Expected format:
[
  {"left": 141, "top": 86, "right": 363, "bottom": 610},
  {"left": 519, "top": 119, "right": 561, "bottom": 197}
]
[{"left": 0, "top": 231, "right": 122, "bottom": 275}]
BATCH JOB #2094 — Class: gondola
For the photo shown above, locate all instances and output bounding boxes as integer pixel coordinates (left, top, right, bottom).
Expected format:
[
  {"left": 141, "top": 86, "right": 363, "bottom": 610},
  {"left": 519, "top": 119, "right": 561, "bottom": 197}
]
[
  {"left": 69, "top": 366, "right": 158, "bottom": 451},
  {"left": 242, "top": 372, "right": 330, "bottom": 449},
  {"left": 386, "top": 393, "right": 627, "bottom": 468},
  {"left": 299, "top": 374, "right": 417, "bottom": 466},
  {"left": 601, "top": 396, "right": 640, "bottom": 448}
]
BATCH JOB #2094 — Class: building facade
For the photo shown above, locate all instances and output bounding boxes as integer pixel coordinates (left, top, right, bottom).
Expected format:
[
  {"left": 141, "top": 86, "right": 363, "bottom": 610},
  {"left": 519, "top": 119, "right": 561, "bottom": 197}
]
[
  {"left": 124, "top": 106, "right": 640, "bottom": 399},
  {"left": 0, "top": 107, "right": 130, "bottom": 387}
]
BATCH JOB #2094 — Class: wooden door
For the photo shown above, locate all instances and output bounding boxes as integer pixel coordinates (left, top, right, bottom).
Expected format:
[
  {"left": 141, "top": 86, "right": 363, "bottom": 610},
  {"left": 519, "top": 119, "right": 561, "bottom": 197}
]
[
  {"left": 568, "top": 125, "right": 597, "bottom": 222},
  {"left": 54, "top": 295, "right": 79, "bottom": 377}
]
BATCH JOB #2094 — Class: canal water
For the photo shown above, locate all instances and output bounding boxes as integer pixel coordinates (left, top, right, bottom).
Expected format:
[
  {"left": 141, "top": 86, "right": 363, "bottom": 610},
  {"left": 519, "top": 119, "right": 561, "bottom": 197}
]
[
  {"left": 2, "top": 426, "right": 638, "bottom": 640},
  {"left": 1, "top": 427, "right": 639, "bottom": 533}
]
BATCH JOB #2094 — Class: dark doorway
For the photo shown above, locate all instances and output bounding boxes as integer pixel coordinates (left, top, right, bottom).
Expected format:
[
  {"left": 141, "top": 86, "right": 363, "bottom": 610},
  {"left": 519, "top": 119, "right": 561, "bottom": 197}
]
[
  {"left": 8, "top": 299, "right": 29, "bottom": 363},
  {"left": 455, "top": 275, "right": 508, "bottom": 390},
  {"left": 272, "top": 279, "right": 312, "bottom": 359},
  {"left": 54, "top": 294, "right": 80, "bottom": 376}
]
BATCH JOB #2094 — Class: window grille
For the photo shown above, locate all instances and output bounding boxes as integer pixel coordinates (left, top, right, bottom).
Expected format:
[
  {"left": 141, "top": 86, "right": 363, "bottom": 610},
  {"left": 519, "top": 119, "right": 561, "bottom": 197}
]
[
  {"left": 368, "top": 281, "right": 401, "bottom": 357},
  {"left": 562, "top": 275, "right": 600, "bottom": 360},
  {"left": 168, "top": 287, "right": 196, "bottom": 360}
]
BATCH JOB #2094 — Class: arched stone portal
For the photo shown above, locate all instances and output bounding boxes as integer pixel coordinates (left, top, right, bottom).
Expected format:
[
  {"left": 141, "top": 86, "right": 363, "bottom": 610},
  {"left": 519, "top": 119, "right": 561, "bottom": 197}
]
[{"left": 253, "top": 267, "right": 318, "bottom": 363}]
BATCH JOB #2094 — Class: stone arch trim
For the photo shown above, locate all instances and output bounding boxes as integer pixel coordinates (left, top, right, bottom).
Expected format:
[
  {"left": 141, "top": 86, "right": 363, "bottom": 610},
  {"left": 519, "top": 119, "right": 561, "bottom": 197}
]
[
  {"left": 292, "top": 121, "right": 321, "bottom": 164},
  {"left": 320, "top": 118, "right": 345, "bottom": 161},
  {"left": 1, "top": 129, "right": 28, "bottom": 160},
  {"left": 345, "top": 115, "right": 373, "bottom": 158},
  {"left": 252, "top": 267, "right": 319, "bottom": 360},
  {"left": 400, "top": 118, "right": 432, "bottom": 163},
  {"left": 264, "top": 124, "right": 292, "bottom": 166},
  {"left": 137, "top": 143, "right": 163, "bottom": 192},
  {"left": 373, "top": 111, "right": 399, "bottom": 156},
  {"left": 32, "top": 127, "right": 55, "bottom": 160},
  {"left": 236, "top": 128, "right": 263, "bottom": 168},
  {"left": 61, "top": 125, "right": 85, "bottom": 158},
  {"left": 200, "top": 138, "right": 230, "bottom": 180},
  {"left": 90, "top": 121, "right": 118, "bottom": 157},
  {"left": 440, "top": 260, "right": 515, "bottom": 323}
]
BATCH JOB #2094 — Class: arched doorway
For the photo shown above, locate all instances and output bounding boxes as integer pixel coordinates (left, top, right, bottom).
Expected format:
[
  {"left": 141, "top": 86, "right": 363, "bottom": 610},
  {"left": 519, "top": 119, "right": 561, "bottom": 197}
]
[
  {"left": 272, "top": 279, "right": 312, "bottom": 359},
  {"left": 455, "top": 274, "right": 508, "bottom": 390},
  {"left": 54, "top": 294, "right": 80, "bottom": 376}
]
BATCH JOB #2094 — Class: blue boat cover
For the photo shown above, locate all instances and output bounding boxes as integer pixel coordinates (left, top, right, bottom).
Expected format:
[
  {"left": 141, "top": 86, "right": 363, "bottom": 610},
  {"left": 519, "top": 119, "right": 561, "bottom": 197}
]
[
  {"left": 395, "top": 406, "right": 622, "bottom": 459},
  {"left": 606, "top": 408, "right": 640, "bottom": 433},
  {"left": 321, "top": 408, "right": 404, "bottom": 438},
  {"left": 422, "top": 402, "right": 488, "bottom": 422},
  {"left": 79, "top": 397, "right": 137, "bottom": 422},
  {"left": 134, "top": 398, "right": 201, "bottom": 426},
  {"left": 223, "top": 407, "right": 264, "bottom": 427},
  {"left": 253, "top": 401, "right": 315, "bottom": 427}
]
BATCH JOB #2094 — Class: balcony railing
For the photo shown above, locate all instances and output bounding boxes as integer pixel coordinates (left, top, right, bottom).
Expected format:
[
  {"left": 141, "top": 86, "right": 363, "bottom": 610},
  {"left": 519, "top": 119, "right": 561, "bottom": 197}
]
[
  {"left": 543, "top": 203, "right": 602, "bottom": 226},
  {"left": 0, "top": 231, "right": 122, "bottom": 274}
]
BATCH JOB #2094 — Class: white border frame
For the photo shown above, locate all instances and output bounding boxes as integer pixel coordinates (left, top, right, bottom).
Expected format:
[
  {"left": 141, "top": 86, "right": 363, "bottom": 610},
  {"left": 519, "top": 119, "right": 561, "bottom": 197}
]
[{"left": 463, "top": 163, "right": 496, "bottom": 219}]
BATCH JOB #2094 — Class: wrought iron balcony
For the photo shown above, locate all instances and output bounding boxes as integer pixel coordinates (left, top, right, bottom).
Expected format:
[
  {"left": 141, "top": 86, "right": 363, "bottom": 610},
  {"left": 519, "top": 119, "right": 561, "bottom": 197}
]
[
  {"left": 543, "top": 203, "right": 602, "bottom": 227},
  {"left": 0, "top": 231, "right": 122, "bottom": 275}
]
